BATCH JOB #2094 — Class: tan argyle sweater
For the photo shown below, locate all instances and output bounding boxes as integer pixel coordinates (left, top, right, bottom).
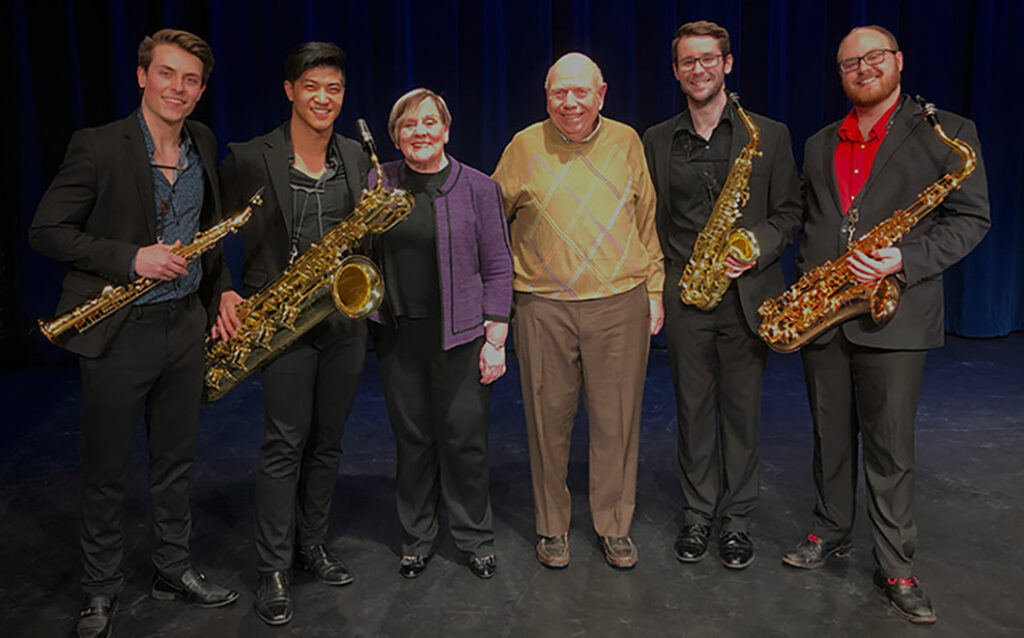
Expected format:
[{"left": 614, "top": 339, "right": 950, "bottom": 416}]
[{"left": 492, "top": 117, "right": 664, "bottom": 301}]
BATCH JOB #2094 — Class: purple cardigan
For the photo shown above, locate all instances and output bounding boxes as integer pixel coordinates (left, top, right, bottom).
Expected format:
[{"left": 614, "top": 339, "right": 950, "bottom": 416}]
[{"left": 369, "top": 156, "right": 513, "bottom": 351}]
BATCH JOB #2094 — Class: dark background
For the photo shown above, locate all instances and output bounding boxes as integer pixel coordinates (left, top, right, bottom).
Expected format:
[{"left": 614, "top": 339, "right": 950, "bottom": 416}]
[{"left": 4, "top": 0, "right": 1022, "bottom": 364}]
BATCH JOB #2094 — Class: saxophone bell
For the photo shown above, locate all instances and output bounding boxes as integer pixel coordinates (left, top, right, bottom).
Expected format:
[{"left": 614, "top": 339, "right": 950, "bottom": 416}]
[{"left": 331, "top": 254, "right": 384, "bottom": 319}]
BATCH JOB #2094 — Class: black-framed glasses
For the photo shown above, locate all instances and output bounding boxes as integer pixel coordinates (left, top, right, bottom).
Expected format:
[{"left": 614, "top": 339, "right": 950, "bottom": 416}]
[
  {"left": 676, "top": 53, "right": 724, "bottom": 71},
  {"left": 837, "top": 48, "right": 897, "bottom": 74}
]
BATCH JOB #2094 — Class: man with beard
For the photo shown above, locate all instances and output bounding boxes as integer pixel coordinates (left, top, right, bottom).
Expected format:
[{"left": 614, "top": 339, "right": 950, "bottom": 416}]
[
  {"left": 642, "top": 21, "right": 802, "bottom": 570},
  {"left": 781, "top": 26, "right": 989, "bottom": 624},
  {"left": 213, "top": 42, "right": 369, "bottom": 626},
  {"left": 29, "top": 28, "right": 239, "bottom": 638}
]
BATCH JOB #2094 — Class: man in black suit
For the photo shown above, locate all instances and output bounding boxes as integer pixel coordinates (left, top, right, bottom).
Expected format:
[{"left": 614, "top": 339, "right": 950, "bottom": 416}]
[
  {"left": 29, "top": 28, "right": 239, "bottom": 638},
  {"left": 642, "top": 21, "right": 802, "bottom": 570},
  {"left": 781, "top": 26, "right": 989, "bottom": 624},
  {"left": 213, "top": 42, "right": 369, "bottom": 626}
]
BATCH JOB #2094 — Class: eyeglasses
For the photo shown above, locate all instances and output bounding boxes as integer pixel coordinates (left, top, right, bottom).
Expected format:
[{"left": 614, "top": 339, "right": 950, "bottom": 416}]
[
  {"left": 837, "top": 48, "right": 897, "bottom": 74},
  {"left": 676, "top": 53, "right": 724, "bottom": 72}
]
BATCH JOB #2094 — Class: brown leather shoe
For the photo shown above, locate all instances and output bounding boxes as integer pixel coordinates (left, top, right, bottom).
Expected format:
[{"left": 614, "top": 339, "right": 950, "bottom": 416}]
[
  {"left": 536, "top": 533, "right": 570, "bottom": 569},
  {"left": 600, "top": 535, "right": 638, "bottom": 569}
]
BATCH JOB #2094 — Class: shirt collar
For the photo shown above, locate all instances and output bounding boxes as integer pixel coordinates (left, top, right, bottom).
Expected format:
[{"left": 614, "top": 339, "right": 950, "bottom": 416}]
[
  {"left": 673, "top": 99, "right": 736, "bottom": 137},
  {"left": 136, "top": 108, "right": 193, "bottom": 160},
  {"left": 553, "top": 115, "right": 603, "bottom": 144},
  {"left": 284, "top": 125, "right": 343, "bottom": 169},
  {"left": 837, "top": 99, "right": 900, "bottom": 143}
]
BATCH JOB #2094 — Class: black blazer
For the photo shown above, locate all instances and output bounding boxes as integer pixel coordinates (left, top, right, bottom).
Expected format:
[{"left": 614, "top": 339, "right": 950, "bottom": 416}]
[
  {"left": 643, "top": 105, "right": 804, "bottom": 333},
  {"left": 218, "top": 123, "right": 370, "bottom": 296},
  {"left": 28, "top": 114, "right": 225, "bottom": 358},
  {"left": 801, "top": 94, "right": 990, "bottom": 350}
]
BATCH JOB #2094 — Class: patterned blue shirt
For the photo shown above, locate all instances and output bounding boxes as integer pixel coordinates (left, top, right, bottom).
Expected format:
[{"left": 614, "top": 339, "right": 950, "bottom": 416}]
[{"left": 133, "top": 109, "right": 204, "bottom": 304}]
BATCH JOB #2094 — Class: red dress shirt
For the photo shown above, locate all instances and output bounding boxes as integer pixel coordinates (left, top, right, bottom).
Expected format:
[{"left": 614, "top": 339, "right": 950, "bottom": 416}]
[{"left": 834, "top": 100, "right": 899, "bottom": 213}]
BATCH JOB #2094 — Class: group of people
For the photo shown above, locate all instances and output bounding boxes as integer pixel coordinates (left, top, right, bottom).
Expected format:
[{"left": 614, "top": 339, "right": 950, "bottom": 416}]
[{"left": 27, "top": 19, "right": 988, "bottom": 638}]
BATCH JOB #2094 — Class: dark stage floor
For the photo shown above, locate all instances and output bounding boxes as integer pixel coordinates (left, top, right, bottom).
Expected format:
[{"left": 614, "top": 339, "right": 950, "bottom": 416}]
[{"left": 1, "top": 333, "right": 1022, "bottom": 637}]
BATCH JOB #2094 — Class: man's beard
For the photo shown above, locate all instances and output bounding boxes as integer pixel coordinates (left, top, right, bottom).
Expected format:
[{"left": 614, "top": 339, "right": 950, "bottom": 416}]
[{"left": 845, "top": 68, "right": 900, "bottom": 107}]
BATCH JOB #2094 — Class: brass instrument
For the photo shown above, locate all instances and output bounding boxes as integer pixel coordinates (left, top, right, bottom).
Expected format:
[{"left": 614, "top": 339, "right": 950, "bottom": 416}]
[
  {"left": 678, "top": 92, "right": 762, "bottom": 310},
  {"left": 757, "top": 96, "right": 977, "bottom": 353},
  {"left": 38, "top": 188, "right": 265, "bottom": 348},
  {"left": 203, "top": 120, "right": 413, "bottom": 402}
]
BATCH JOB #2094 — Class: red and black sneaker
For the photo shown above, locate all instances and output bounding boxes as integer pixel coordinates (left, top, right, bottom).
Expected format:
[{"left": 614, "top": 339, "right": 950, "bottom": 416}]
[{"left": 781, "top": 532, "right": 854, "bottom": 569}]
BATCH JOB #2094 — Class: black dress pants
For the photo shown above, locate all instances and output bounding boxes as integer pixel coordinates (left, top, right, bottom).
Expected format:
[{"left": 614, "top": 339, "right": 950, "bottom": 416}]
[
  {"left": 801, "top": 330, "right": 927, "bottom": 578},
  {"left": 78, "top": 295, "right": 205, "bottom": 596},
  {"left": 374, "top": 317, "right": 494, "bottom": 559},
  {"left": 254, "top": 316, "right": 367, "bottom": 572},
  {"left": 663, "top": 272, "right": 766, "bottom": 533}
]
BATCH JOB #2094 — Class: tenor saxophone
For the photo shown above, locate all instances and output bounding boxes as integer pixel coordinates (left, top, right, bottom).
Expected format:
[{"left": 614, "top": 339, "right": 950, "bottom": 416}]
[
  {"left": 678, "top": 92, "right": 762, "bottom": 310},
  {"left": 37, "top": 188, "right": 264, "bottom": 348},
  {"left": 757, "top": 96, "right": 977, "bottom": 353},
  {"left": 202, "top": 120, "right": 413, "bottom": 402}
]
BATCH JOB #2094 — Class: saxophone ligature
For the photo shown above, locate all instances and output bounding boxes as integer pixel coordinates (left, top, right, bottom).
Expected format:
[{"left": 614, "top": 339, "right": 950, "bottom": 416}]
[
  {"left": 678, "top": 92, "right": 763, "bottom": 310},
  {"left": 757, "top": 95, "right": 977, "bottom": 353},
  {"left": 37, "top": 188, "right": 265, "bottom": 348},
  {"left": 202, "top": 119, "right": 413, "bottom": 402}
]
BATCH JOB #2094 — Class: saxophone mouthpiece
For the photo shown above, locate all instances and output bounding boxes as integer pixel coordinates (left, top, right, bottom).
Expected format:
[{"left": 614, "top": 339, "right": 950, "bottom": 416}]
[
  {"left": 727, "top": 91, "right": 740, "bottom": 105},
  {"left": 249, "top": 186, "right": 265, "bottom": 207},
  {"left": 916, "top": 95, "right": 940, "bottom": 127},
  {"left": 356, "top": 118, "right": 378, "bottom": 160}
]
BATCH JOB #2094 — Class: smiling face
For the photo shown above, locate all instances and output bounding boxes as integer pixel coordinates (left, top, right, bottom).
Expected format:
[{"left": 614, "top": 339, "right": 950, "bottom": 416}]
[
  {"left": 285, "top": 65, "right": 345, "bottom": 134},
  {"left": 397, "top": 97, "right": 450, "bottom": 173},
  {"left": 545, "top": 54, "right": 607, "bottom": 142},
  {"left": 136, "top": 43, "right": 206, "bottom": 127},
  {"left": 673, "top": 35, "right": 732, "bottom": 108},
  {"left": 837, "top": 28, "right": 902, "bottom": 108}
]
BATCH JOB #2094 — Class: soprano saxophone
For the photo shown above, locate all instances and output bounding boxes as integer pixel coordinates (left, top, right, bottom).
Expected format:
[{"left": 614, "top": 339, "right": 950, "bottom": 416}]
[
  {"left": 37, "top": 188, "right": 264, "bottom": 348},
  {"left": 757, "top": 96, "right": 977, "bottom": 353},
  {"left": 202, "top": 120, "right": 413, "bottom": 402},
  {"left": 678, "top": 92, "right": 762, "bottom": 310}
]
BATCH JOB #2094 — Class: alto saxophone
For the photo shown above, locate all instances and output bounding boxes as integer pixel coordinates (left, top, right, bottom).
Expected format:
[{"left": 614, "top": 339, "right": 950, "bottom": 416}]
[
  {"left": 38, "top": 188, "right": 264, "bottom": 348},
  {"left": 202, "top": 120, "right": 413, "bottom": 402},
  {"left": 678, "top": 92, "right": 762, "bottom": 310},
  {"left": 757, "top": 96, "right": 977, "bottom": 353}
]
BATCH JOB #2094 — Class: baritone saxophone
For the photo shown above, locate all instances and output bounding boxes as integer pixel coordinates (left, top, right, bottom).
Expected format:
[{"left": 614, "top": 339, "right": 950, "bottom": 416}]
[
  {"left": 757, "top": 96, "right": 977, "bottom": 353},
  {"left": 202, "top": 119, "right": 413, "bottom": 402},
  {"left": 37, "top": 188, "right": 264, "bottom": 348},
  {"left": 678, "top": 92, "right": 762, "bottom": 310}
]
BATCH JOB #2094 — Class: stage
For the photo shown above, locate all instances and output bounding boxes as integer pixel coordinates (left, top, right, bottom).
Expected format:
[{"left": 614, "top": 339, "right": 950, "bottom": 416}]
[{"left": 1, "top": 333, "right": 1021, "bottom": 637}]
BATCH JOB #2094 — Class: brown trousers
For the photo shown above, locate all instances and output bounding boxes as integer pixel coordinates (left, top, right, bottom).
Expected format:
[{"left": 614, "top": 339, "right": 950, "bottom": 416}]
[{"left": 513, "top": 285, "right": 650, "bottom": 538}]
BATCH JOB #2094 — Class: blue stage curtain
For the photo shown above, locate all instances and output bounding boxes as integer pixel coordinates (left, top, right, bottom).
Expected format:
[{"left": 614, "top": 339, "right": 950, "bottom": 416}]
[{"left": 6, "top": 0, "right": 1022, "bottom": 362}]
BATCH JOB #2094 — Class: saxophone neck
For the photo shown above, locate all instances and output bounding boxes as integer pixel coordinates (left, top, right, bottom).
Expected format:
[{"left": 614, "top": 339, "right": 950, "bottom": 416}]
[{"left": 916, "top": 94, "right": 976, "bottom": 181}]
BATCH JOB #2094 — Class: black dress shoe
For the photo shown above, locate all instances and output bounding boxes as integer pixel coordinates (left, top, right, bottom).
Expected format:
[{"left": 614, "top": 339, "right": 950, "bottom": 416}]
[
  {"left": 718, "top": 530, "right": 754, "bottom": 569},
  {"left": 297, "top": 544, "right": 354, "bottom": 586},
  {"left": 255, "top": 570, "right": 293, "bottom": 626},
  {"left": 782, "top": 532, "right": 854, "bottom": 569},
  {"left": 75, "top": 594, "right": 116, "bottom": 638},
  {"left": 151, "top": 567, "right": 240, "bottom": 608},
  {"left": 673, "top": 523, "right": 711, "bottom": 562},
  {"left": 399, "top": 554, "right": 431, "bottom": 579},
  {"left": 468, "top": 554, "right": 497, "bottom": 579},
  {"left": 873, "top": 569, "right": 937, "bottom": 624}
]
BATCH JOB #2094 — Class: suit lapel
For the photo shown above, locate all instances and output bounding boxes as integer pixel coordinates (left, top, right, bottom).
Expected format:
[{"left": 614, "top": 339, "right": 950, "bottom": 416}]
[
  {"left": 727, "top": 103, "right": 747, "bottom": 164},
  {"left": 821, "top": 121, "right": 842, "bottom": 216},
  {"left": 337, "top": 133, "right": 366, "bottom": 205},
  {"left": 655, "top": 114, "right": 679, "bottom": 204},
  {"left": 858, "top": 97, "right": 917, "bottom": 210},
  {"left": 263, "top": 125, "right": 294, "bottom": 238},
  {"left": 123, "top": 116, "right": 158, "bottom": 240},
  {"left": 186, "top": 120, "right": 219, "bottom": 226}
]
